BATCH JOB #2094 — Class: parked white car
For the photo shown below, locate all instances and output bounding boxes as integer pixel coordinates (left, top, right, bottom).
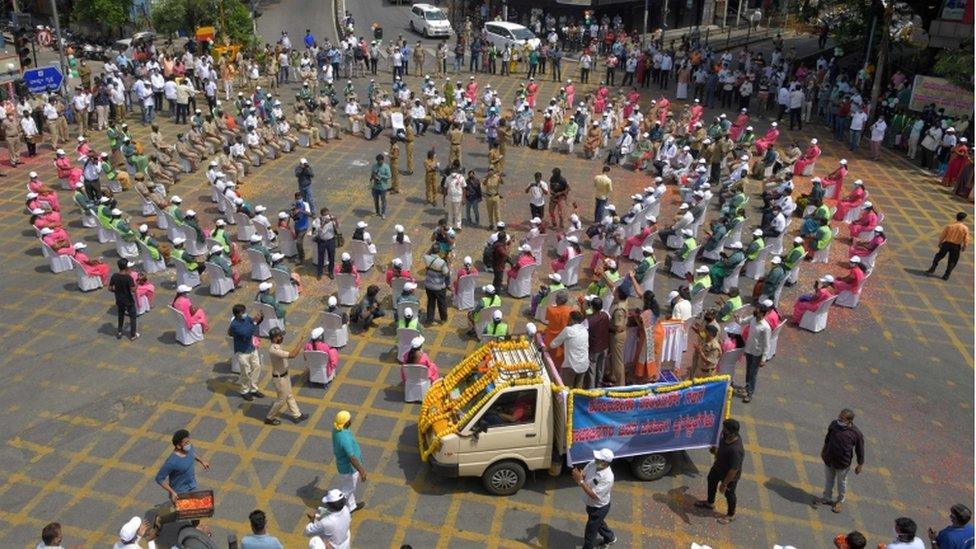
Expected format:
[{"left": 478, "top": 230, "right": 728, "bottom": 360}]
[
  {"left": 483, "top": 21, "right": 540, "bottom": 52},
  {"left": 409, "top": 4, "right": 453, "bottom": 38}
]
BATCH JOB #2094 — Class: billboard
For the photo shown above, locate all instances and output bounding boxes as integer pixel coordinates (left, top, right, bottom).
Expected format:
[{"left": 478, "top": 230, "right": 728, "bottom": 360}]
[{"left": 908, "top": 75, "right": 974, "bottom": 118}]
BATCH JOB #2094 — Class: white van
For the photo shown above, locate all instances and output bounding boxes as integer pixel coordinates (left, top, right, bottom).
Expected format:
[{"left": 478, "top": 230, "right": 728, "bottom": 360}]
[
  {"left": 483, "top": 21, "right": 540, "bottom": 52},
  {"left": 409, "top": 4, "right": 453, "bottom": 38}
]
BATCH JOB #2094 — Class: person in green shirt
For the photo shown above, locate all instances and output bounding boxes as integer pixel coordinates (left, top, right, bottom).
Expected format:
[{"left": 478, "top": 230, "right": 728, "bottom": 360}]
[
  {"left": 171, "top": 238, "right": 203, "bottom": 273},
  {"left": 806, "top": 218, "right": 833, "bottom": 255},
  {"left": 397, "top": 307, "right": 420, "bottom": 330},
  {"left": 709, "top": 241, "right": 746, "bottom": 291},
  {"left": 332, "top": 410, "right": 366, "bottom": 510},
  {"left": 210, "top": 220, "right": 232, "bottom": 255},
  {"left": 677, "top": 228, "right": 698, "bottom": 260},
  {"left": 109, "top": 209, "right": 137, "bottom": 241},
  {"left": 467, "top": 284, "right": 502, "bottom": 335},
  {"left": 256, "top": 281, "right": 286, "bottom": 320},
  {"left": 483, "top": 309, "right": 509, "bottom": 337},
  {"left": 137, "top": 224, "right": 163, "bottom": 261},
  {"left": 783, "top": 236, "right": 806, "bottom": 271},
  {"left": 165, "top": 195, "right": 185, "bottom": 222},
  {"left": 745, "top": 229, "right": 765, "bottom": 261},
  {"left": 690, "top": 265, "right": 712, "bottom": 294},
  {"left": 370, "top": 153, "right": 391, "bottom": 218},
  {"left": 716, "top": 287, "right": 743, "bottom": 322},
  {"left": 759, "top": 256, "right": 787, "bottom": 300}
]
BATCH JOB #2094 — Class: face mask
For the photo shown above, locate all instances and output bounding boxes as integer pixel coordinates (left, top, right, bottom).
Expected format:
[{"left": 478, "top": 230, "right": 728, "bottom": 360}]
[{"left": 183, "top": 444, "right": 192, "bottom": 452}]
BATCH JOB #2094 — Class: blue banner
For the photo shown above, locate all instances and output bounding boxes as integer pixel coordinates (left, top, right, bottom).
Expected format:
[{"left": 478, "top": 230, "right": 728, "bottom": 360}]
[{"left": 567, "top": 377, "right": 731, "bottom": 464}]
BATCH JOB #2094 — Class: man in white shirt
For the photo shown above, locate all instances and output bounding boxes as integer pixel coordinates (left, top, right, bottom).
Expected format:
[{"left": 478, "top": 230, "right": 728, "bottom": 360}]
[
  {"left": 848, "top": 107, "right": 868, "bottom": 152},
  {"left": 669, "top": 289, "right": 692, "bottom": 321},
  {"left": 884, "top": 517, "right": 925, "bottom": 549},
  {"left": 572, "top": 448, "right": 617, "bottom": 548},
  {"left": 788, "top": 86, "right": 804, "bottom": 130},
  {"left": 71, "top": 88, "right": 91, "bottom": 137},
  {"left": 525, "top": 172, "right": 550, "bottom": 223},
  {"left": 550, "top": 310, "right": 589, "bottom": 387},
  {"left": 304, "top": 490, "right": 352, "bottom": 549},
  {"left": 112, "top": 516, "right": 156, "bottom": 549},
  {"left": 659, "top": 52, "right": 673, "bottom": 89},
  {"left": 776, "top": 85, "right": 790, "bottom": 122},
  {"left": 742, "top": 306, "right": 770, "bottom": 403},
  {"left": 444, "top": 169, "right": 466, "bottom": 229}
]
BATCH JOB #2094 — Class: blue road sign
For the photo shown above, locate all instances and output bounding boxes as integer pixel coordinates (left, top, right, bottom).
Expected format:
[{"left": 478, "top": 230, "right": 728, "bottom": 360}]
[{"left": 22, "top": 66, "right": 64, "bottom": 94}]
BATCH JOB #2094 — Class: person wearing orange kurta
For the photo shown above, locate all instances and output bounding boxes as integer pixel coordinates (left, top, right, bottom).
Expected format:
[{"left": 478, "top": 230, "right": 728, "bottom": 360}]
[
  {"left": 172, "top": 284, "right": 210, "bottom": 332},
  {"left": 631, "top": 290, "right": 663, "bottom": 383},
  {"left": 542, "top": 292, "right": 574, "bottom": 368}
]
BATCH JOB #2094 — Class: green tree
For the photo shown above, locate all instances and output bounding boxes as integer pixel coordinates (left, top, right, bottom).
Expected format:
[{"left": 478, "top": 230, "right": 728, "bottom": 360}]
[
  {"left": 934, "top": 39, "right": 975, "bottom": 89},
  {"left": 151, "top": 0, "right": 188, "bottom": 37},
  {"left": 73, "top": 0, "right": 133, "bottom": 31}
]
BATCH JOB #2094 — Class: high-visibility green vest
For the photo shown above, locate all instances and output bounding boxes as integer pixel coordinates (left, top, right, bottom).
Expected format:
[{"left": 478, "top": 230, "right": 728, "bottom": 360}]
[
  {"left": 398, "top": 317, "right": 419, "bottom": 330},
  {"left": 484, "top": 321, "right": 509, "bottom": 336},
  {"left": 679, "top": 237, "right": 697, "bottom": 260}
]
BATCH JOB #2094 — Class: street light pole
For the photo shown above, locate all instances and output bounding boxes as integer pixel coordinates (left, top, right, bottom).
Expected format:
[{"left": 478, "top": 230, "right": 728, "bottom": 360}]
[{"left": 49, "top": 0, "right": 69, "bottom": 96}]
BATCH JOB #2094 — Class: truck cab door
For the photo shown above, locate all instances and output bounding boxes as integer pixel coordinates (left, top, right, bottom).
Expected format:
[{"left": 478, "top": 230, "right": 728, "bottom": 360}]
[{"left": 456, "top": 387, "right": 547, "bottom": 477}]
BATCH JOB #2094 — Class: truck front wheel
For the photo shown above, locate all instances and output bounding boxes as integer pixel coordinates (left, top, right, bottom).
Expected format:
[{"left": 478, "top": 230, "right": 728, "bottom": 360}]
[
  {"left": 482, "top": 461, "right": 527, "bottom": 495},
  {"left": 631, "top": 453, "right": 672, "bottom": 481}
]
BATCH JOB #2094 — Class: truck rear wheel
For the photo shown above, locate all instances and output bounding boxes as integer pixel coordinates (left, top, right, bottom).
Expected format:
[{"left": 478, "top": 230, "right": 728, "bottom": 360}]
[
  {"left": 631, "top": 453, "right": 672, "bottom": 481},
  {"left": 482, "top": 461, "right": 526, "bottom": 496}
]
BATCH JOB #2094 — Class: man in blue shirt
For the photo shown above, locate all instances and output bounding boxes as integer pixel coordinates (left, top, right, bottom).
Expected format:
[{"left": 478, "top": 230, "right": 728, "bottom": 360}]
[
  {"left": 332, "top": 410, "right": 367, "bottom": 511},
  {"left": 292, "top": 193, "right": 310, "bottom": 264},
  {"left": 303, "top": 29, "right": 315, "bottom": 49},
  {"left": 241, "top": 509, "right": 284, "bottom": 549},
  {"left": 228, "top": 304, "right": 266, "bottom": 401},
  {"left": 155, "top": 429, "right": 209, "bottom": 503},
  {"left": 930, "top": 504, "right": 975, "bottom": 549}
]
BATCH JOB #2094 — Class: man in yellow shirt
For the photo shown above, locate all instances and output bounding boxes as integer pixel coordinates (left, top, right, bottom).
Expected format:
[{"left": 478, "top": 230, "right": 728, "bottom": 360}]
[
  {"left": 593, "top": 165, "right": 613, "bottom": 223},
  {"left": 927, "top": 211, "right": 969, "bottom": 280}
]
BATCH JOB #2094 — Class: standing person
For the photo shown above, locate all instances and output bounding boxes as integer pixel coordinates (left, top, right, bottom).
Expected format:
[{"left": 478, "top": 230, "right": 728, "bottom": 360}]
[
  {"left": 228, "top": 304, "right": 266, "bottom": 401},
  {"left": 424, "top": 149, "right": 440, "bottom": 205},
  {"left": 549, "top": 310, "right": 589, "bottom": 387},
  {"left": 388, "top": 136, "right": 401, "bottom": 194},
  {"left": 422, "top": 244, "right": 451, "bottom": 324},
  {"left": 294, "top": 158, "right": 315, "bottom": 212},
  {"left": 572, "top": 448, "right": 617, "bottom": 549},
  {"left": 445, "top": 168, "right": 466, "bottom": 230},
  {"left": 695, "top": 419, "right": 744, "bottom": 524},
  {"left": 928, "top": 504, "right": 974, "bottom": 549},
  {"left": 926, "top": 211, "right": 969, "bottom": 280},
  {"left": 464, "top": 169, "right": 483, "bottom": 227},
  {"left": 155, "top": 429, "right": 210, "bottom": 504},
  {"left": 264, "top": 327, "right": 310, "bottom": 426},
  {"left": 548, "top": 167, "right": 569, "bottom": 228},
  {"left": 292, "top": 194, "right": 310, "bottom": 265},
  {"left": 815, "top": 408, "right": 865, "bottom": 514},
  {"left": 848, "top": 106, "right": 868, "bottom": 151},
  {"left": 586, "top": 299, "right": 611, "bottom": 388},
  {"left": 483, "top": 167, "right": 504, "bottom": 228},
  {"left": 332, "top": 410, "right": 367, "bottom": 511},
  {"left": 608, "top": 287, "right": 628, "bottom": 385},
  {"left": 525, "top": 172, "right": 550, "bottom": 226},
  {"left": 312, "top": 207, "right": 338, "bottom": 280},
  {"left": 241, "top": 510, "right": 284, "bottom": 549},
  {"left": 741, "top": 306, "right": 769, "bottom": 403},
  {"left": 593, "top": 165, "right": 612, "bottom": 222},
  {"left": 868, "top": 115, "right": 887, "bottom": 160},
  {"left": 109, "top": 259, "right": 139, "bottom": 340},
  {"left": 370, "top": 153, "right": 391, "bottom": 218}
]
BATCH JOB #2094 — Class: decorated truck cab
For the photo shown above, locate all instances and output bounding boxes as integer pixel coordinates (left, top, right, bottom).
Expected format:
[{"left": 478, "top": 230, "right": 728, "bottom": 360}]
[{"left": 418, "top": 334, "right": 733, "bottom": 495}]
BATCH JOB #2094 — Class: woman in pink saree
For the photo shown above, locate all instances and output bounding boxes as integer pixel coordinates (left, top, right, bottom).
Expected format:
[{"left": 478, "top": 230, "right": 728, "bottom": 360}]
[
  {"left": 792, "top": 138, "right": 821, "bottom": 175},
  {"left": 54, "top": 150, "right": 83, "bottom": 186},
  {"left": 832, "top": 180, "right": 866, "bottom": 221},
  {"left": 72, "top": 243, "right": 109, "bottom": 283},
  {"left": 172, "top": 285, "right": 210, "bottom": 332},
  {"left": 305, "top": 326, "right": 339, "bottom": 378},
  {"left": 754, "top": 122, "right": 780, "bottom": 155},
  {"left": 821, "top": 159, "right": 849, "bottom": 200}
]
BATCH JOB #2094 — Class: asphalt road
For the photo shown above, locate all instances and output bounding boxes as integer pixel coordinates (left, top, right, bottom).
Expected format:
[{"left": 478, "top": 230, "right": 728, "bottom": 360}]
[
  {"left": 255, "top": 0, "right": 342, "bottom": 49},
  {"left": 344, "top": 0, "right": 455, "bottom": 50}
]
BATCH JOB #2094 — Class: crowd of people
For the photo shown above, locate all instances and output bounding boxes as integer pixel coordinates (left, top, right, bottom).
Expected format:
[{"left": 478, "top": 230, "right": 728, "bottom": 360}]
[{"left": 14, "top": 6, "right": 973, "bottom": 548}]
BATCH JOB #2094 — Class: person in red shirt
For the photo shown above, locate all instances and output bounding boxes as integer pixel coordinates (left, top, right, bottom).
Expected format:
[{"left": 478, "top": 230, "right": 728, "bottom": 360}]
[{"left": 832, "top": 257, "right": 866, "bottom": 294}]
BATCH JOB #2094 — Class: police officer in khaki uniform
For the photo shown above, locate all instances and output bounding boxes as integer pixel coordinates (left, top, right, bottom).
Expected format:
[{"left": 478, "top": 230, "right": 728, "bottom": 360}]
[
  {"left": 483, "top": 167, "right": 503, "bottom": 228},
  {"left": 294, "top": 107, "right": 322, "bottom": 147},
  {"left": 388, "top": 136, "right": 401, "bottom": 194},
  {"left": 3, "top": 115, "right": 24, "bottom": 166},
  {"left": 404, "top": 122, "right": 415, "bottom": 174},
  {"left": 449, "top": 124, "right": 463, "bottom": 165},
  {"left": 488, "top": 145, "right": 503, "bottom": 174},
  {"left": 264, "top": 327, "right": 310, "bottom": 426},
  {"left": 424, "top": 149, "right": 439, "bottom": 205},
  {"left": 608, "top": 287, "right": 629, "bottom": 385},
  {"left": 496, "top": 118, "right": 509, "bottom": 172}
]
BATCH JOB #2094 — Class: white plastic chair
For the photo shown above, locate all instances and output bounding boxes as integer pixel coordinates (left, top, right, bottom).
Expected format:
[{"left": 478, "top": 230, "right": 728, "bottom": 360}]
[
  {"left": 666, "top": 233, "right": 684, "bottom": 250},
  {"left": 556, "top": 229, "right": 583, "bottom": 256},
  {"left": 321, "top": 312, "right": 349, "bottom": 348},
  {"left": 669, "top": 247, "right": 698, "bottom": 278},
  {"left": 222, "top": 196, "right": 238, "bottom": 223},
  {"left": 812, "top": 227, "right": 839, "bottom": 264},
  {"left": 622, "top": 215, "right": 644, "bottom": 240},
  {"left": 235, "top": 212, "right": 256, "bottom": 242},
  {"left": 137, "top": 191, "right": 155, "bottom": 216},
  {"left": 628, "top": 232, "right": 657, "bottom": 262},
  {"left": 767, "top": 233, "right": 784, "bottom": 256},
  {"left": 335, "top": 273, "right": 360, "bottom": 306},
  {"left": 801, "top": 160, "right": 816, "bottom": 176},
  {"left": 765, "top": 321, "right": 785, "bottom": 361},
  {"left": 719, "top": 263, "right": 743, "bottom": 294},
  {"left": 305, "top": 350, "right": 335, "bottom": 386},
  {"left": 559, "top": 254, "right": 584, "bottom": 287},
  {"left": 690, "top": 289, "right": 707, "bottom": 317},
  {"left": 114, "top": 231, "right": 140, "bottom": 260},
  {"left": 255, "top": 301, "right": 285, "bottom": 337},
  {"left": 799, "top": 295, "right": 838, "bottom": 333},
  {"left": 272, "top": 268, "right": 299, "bottom": 304},
  {"left": 98, "top": 224, "right": 117, "bottom": 244},
  {"left": 80, "top": 208, "right": 98, "bottom": 228},
  {"left": 835, "top": 272, "right": 870, "bottom": 308},
  {"left": 857, "top": 213, "right": 885, "bottom": 240},
  {"left": 70, "top": 256, "right": 103, "bottom": 291},
  {"left": 392, "top": 241, "right": 414, "bottom": 268},
  {"left": 861, "top": 240, "right": 884, "bottom": 272},
  {"left": 508, "top": 263, "right": 537, "bottom": 298},
  {"left": 204, "top": 262, "right": 235, "bottom": 296},
  {"left": 277, "top": 228, "right": 299, "bottom": 257},
  {"left": 138, "top": 241, "right": 167, "bottom": 274},
  {"left": 168, "top": 305, "right": 204, "bottom": 345},
  {"left": 174, "top": 258, "right": 201, "bottom": 288},
  {"left": 396, "top": 327, "right": 422, "bottom": 362},
  {"left": 726, "top": 220, "right": 743, "bottom": 247},
  {"left": 163, "top": 211, "right": 183, "bottom": 242},
  {"left": 772, "top": 277, "right": 788, "bottom": 308},
  {"left": 183, "top": 232, "right": 209, "bottom": 257},
  {"left": 453, "top": 273, "right": 477, "bottom": 310},
  {"left": 254, "top": 222, "right": 275, "bottom": 248},
  {"left": 40, "top": 241, "right": 72, "bottom": 273},
  {"left": 527, "top": 234, "right": 546, "bottom": 264},
  {"left": 639, "top": 263, "right": 660, "bottom": 294},
  {"left": 152, "top": 203, "right": 169, "bottom": 230},
  {"left": 403, "top": 364, "right": 431, "bottom": 403},
  {"left": 247, "top": 249, "right": 272, "bottom": 281},
  {"left": 716, "top": 348, "right": 744, "bottom": 382},
  {"left": 395, "top": 300, "right": 419, "bottom": 322},
  {"left": 744, "top": 245, "right": 772, "bottom": 279},
  {"left": 601, "top": 278, "right": 623, "bottom": 313},
  {"left": 390, "top": 277, "right": 409, "bottom": 304},
  {"left": 701, "top": 233, "right": 731, "bottom": 261},
  {"left": 349, "top": 239, "right": 375, "bottom": 272},
  {"left": 476, "top": 305, "right": 502, "bottom": 340}
]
